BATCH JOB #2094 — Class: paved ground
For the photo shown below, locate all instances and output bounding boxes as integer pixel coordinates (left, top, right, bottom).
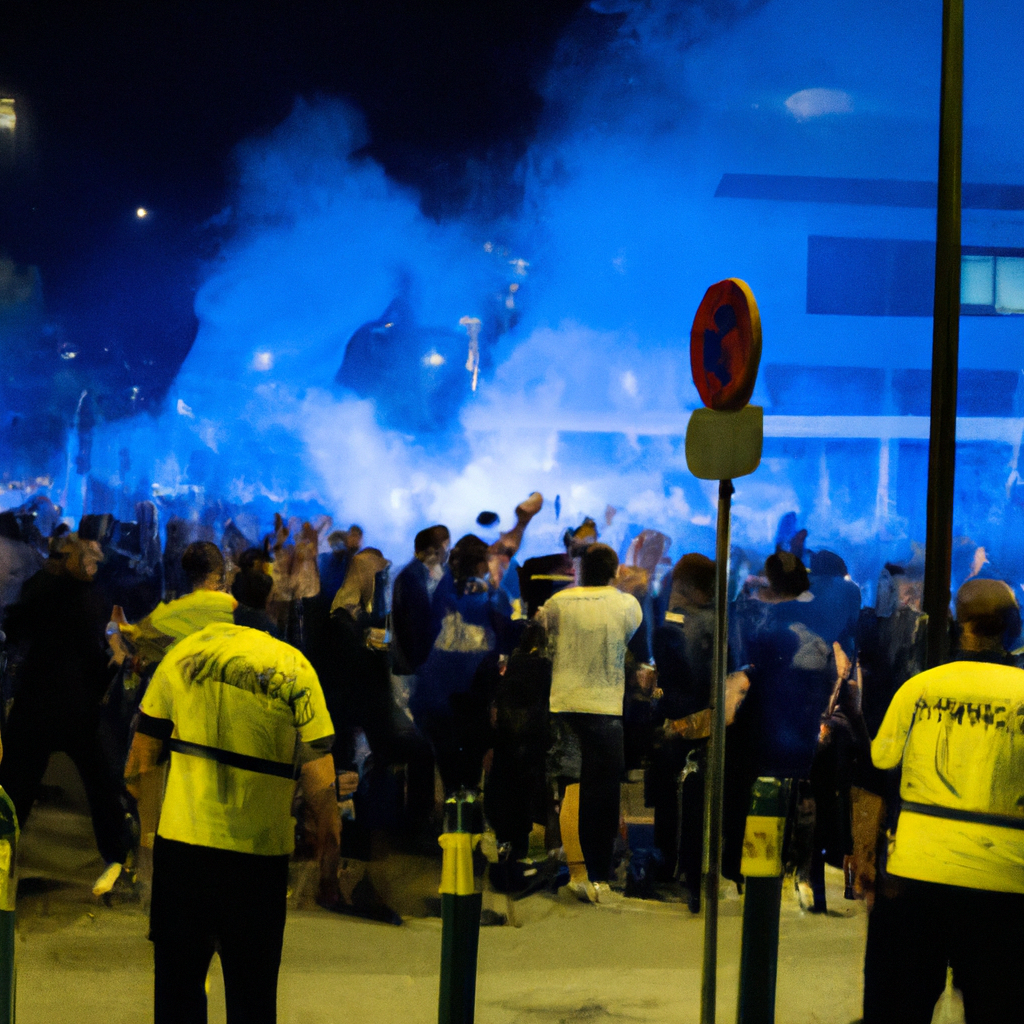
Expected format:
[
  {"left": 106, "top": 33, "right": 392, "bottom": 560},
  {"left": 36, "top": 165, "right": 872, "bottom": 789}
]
[
  {"left": 8, "top": 754, "right": 908, "bottom": 1023},
  {"left": 14, "top": 832, "right": 873, "bottom": 1022}
]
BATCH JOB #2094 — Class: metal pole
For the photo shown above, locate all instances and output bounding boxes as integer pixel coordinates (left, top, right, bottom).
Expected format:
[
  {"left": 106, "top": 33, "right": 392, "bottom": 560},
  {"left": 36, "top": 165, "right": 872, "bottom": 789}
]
[
  {"left": 923, "top": 0, "right": 963, "bottom": 669},
  {"left": 700, "top": 478, "right": 733, "bottom": 1024}
]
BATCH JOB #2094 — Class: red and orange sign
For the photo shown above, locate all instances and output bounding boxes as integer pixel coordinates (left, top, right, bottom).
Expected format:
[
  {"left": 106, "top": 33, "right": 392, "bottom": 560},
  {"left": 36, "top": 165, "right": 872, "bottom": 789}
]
[{"left": 690, "top": 278, "right": 762, "bottom": 411}]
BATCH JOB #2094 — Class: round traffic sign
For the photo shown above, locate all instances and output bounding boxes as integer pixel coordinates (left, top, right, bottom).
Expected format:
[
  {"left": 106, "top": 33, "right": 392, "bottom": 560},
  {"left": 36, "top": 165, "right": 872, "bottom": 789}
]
[{"left": 690, "top": 278, "right": 762, "bottom": 411}]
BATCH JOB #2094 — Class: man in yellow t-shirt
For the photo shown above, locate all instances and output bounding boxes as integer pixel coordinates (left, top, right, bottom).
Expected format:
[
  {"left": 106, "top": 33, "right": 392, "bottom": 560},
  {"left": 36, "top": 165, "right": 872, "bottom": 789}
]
[
  {"left": 863, "top": 579, "right": 1024, "bottom": 1024},
  {"left": 124, "top": 622, "right": 340, "bottom": 1024}
]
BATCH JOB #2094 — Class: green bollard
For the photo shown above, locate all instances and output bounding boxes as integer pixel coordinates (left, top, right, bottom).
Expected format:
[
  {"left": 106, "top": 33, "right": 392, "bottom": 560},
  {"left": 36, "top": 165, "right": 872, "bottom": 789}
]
[
  {"left": 437, "top": 789, "right": 483, "bottom": 1024},
  {"left": 0, "top": 786, "right": 18, "bottom": 1024},
  {"left": 737, "top": 777, "right": 791, "bottom": 1024}
]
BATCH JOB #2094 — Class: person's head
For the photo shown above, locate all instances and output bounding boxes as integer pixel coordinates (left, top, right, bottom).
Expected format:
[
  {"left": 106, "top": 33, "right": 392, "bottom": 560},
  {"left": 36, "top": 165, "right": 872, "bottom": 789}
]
[
  {"left": 670, "top": 553, "right": 715, "bottom": 608},
  {"left": 580, "top": 543, "right": 619, "bottom": 587},
  {"left": 232, "top": 567, "right": 274, "bottom": 611},
  {"left": 345, "top": 525, "right": 363, "bottom": 552},
  {"left": 449, "top": 534, "right": 490, "bottom": 591},
  {"left": 414, "top": 524, "right": 451, "bottom": 569},
  {"left": 810, "top": 549, "right": 848, "bottom": 578},
  {"left": 56, "top": 534, "right": 103, "bottom": 581},
  {"left": 237, "top": 546, "right": 272, "bottom": 574},
  {"left": 564, "top": 517, "right": 599, "bottom": 558},
  {"left": 764, "top": 551, "right": 809, "bottom": 601},
  {"left": 181, "top": 541, "right": 226, "bottom": 592},
  {"left": 955, "top": 578, "right": 1021, "bottom": 652}
]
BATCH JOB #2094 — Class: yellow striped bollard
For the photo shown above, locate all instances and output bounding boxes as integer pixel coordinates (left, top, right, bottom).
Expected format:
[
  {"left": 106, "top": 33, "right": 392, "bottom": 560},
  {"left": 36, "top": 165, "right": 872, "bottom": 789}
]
[
  {"left": 737, "top": 777, "right": 791, "bottom": 1024},
  {"left": 437, "top": 789, "right": 483, "bottom": 1024}
]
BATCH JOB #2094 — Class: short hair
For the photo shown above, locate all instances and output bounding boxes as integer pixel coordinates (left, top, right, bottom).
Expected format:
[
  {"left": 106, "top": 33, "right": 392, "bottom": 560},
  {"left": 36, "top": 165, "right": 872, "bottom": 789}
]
[
  {"left": 232, "top": 567, "right": 273, "bottom": 610},
  {"left": 955, "top": 578, "right": 1021, "bottom": 639},
  {"left": 237, "top": 546, "right": 271, "bottom": 572},
  {"left": 181, "top": 541, "right": 225, "bottom": 589},
  {"left": 764, "top": 551, "right": 809, "bottom": 599},
  {"left": 672, "top": 553, "right": 716, "bottom": 600},
  {"left": 414, "top": 524, "right": 450, "bottom": 554},
  {"left": 581, "top": 543, "right": 619, "bottom": 587},
  {"left": 810, "top": 549, "right": 848, "bottom": 578}
]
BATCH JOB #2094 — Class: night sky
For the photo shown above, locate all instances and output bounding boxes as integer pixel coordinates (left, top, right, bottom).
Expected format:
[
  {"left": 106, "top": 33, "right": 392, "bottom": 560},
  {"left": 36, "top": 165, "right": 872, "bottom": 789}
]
[{"left": 0, "top": 0, "right": 594, "bottom": 415}]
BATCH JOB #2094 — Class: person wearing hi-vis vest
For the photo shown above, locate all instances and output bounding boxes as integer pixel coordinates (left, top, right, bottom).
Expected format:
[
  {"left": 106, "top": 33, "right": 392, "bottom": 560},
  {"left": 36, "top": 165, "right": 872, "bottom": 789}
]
[
  {"left": 862, "top": 578, "right": 1024, "bottom": 1024},
  {"left": 123, "top": 621, "right": 342, "bottom": 1024}
]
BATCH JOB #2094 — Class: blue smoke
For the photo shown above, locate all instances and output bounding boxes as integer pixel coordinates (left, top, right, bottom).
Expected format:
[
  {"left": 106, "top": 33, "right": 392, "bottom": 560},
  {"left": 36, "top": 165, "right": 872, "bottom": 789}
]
[{"left": 66, "top": 0, "right": 1024, "bottom": 585}]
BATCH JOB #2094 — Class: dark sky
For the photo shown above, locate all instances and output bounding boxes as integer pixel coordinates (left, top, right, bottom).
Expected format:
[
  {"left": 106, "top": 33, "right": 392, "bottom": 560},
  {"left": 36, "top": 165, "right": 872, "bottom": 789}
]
[{"left": 0, "top": 0, "right": 595, "bottom": 416}]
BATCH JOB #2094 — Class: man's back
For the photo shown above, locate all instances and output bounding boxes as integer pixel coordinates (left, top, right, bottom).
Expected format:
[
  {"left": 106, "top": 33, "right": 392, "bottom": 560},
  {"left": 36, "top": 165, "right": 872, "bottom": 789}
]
[
  {"left": 141, "top": 623, "right": 333, "bottom": 856},
  {"left": 872, "top": 657, "right": 1024, "bottom": 892},
  {"left": 540, "top": 586, "right": 642, "bottom": 716}
]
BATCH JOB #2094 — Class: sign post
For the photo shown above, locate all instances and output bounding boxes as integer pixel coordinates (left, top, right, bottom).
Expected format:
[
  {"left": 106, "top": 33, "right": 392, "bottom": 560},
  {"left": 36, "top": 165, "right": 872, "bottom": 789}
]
[{"left": 686, "top": 278, "right": 763, "bottom": 1024}]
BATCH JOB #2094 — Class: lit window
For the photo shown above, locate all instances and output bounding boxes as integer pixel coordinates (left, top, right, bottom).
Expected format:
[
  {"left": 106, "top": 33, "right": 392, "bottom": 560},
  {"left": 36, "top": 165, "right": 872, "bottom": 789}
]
[
  {"left": 995, "top": 257, "right": 1024, "bottom": 314},
  {"left": 0, "top": 98, "right": 14, "bottom": 132},
  {"left": 960, "top": 255, "right": 993, "bottom": 306}
]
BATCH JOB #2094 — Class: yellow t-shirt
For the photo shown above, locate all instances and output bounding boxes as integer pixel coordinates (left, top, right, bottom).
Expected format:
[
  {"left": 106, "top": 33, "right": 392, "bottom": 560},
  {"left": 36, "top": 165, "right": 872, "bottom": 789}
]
[
  {"left": 872, "top": 659, "right": 1024, "bottom": 893},
  {"left": 140, "top": 622, "right": 333, "bottom": 856}
]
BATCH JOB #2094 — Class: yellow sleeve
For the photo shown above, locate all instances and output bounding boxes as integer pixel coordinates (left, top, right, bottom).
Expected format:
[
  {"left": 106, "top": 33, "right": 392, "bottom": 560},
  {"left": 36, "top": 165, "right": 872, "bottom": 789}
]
[
  {"left": 140, "top": 660, "right": 175, "bottom": 721},
  {"left": 870, "top": 674, "right": 923, "bottom": 770}
]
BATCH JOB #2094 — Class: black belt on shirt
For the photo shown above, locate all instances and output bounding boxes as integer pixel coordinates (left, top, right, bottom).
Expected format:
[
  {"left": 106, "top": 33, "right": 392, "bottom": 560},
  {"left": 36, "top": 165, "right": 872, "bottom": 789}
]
[
  {"left": 900, "top": 800, "right": 1024, "bottom": 831},
  {"left": 169, "top": 739, "right": 297, "bottom": 780}
]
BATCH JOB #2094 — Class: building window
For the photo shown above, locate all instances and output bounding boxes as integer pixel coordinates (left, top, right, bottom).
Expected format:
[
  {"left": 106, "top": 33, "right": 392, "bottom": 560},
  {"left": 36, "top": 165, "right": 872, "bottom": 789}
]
[
  {"left": 808, "top": 236, "right": 1024, "bottom": 316},
  {"left": 961, "top": 253, "right": 1024, "bottom": 314}
]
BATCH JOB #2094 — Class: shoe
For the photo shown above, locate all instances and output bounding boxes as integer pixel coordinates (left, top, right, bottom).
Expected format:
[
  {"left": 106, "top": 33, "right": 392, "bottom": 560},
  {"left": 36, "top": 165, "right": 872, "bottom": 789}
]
[
  {"left": 92, "top": 862, "right": 123, "bottom": 897},
  {"left": 592, "top": 883, "right": 623, "bottom": 905},
  {"left": 562, "top": 879, "right": 598, "bottom": 903}
]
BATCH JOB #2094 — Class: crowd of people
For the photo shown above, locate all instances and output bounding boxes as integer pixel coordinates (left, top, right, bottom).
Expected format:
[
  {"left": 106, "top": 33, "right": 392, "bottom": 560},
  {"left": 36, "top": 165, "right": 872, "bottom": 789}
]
[{"left": 1, "top": 489, "right": 1022, "bottom": 1022}]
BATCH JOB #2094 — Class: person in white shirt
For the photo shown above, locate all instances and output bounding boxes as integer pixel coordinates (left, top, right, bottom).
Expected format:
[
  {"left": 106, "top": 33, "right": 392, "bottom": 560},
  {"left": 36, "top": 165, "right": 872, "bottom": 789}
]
[{"left": 537, "top": 543, "right": 642, "bottom": 901}]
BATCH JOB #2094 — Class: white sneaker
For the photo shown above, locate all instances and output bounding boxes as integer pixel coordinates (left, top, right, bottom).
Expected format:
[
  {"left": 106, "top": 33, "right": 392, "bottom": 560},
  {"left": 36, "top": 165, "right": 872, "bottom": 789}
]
[
  {"left": 562, "top": 879, "right": 599, "bottom": 903},
  {"left": 92, "top": 862, "right": 123, "bottom": 896}
]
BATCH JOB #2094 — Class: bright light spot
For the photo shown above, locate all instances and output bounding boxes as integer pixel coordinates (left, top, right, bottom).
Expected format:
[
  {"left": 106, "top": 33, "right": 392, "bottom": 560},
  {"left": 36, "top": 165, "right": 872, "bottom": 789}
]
[
  {"left": 621, "top": 370, "right": 639, "bottom": 397},
  {"left": 505, "top": 296, "right": 515, "bottom": 309},
  {"left": 136, "top": 208, "right": 148, "bottom": 219},
  {"left": 785, "top": 88, "right": 853, "bottom": 121},
  {"left": 176, "top": 399, "right": 195, "bottom": 418},
  {"left": 483, "top": 241, "right": 494, "bottom": 253},
  {"left": 252, "top": 350, "right": 274, "bottom": 371},
  {"left": 509, "top": 258, "right": 530, "bottom": 276},
  {"left": 0, "top": 98, "right": 15, "bottom": 132},
  {"left": 509, "top": 283, "right": 519, "bottom": 293},
  {"left": 422, "top": 350, "right": 446, "bottom": 368},
  {"left": 60, "top": 349, "right": 77, "bottom": 361}
]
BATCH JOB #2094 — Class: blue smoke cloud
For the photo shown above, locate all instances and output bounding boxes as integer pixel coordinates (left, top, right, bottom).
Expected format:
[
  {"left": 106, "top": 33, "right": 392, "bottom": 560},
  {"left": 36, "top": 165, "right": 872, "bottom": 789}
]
[{"left": 74, "top": 0, "right": 1024, "bottom": 583}]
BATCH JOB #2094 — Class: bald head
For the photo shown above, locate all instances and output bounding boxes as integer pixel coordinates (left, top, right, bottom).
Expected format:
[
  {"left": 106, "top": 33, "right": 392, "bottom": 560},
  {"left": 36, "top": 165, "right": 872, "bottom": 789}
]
[{"left": 955, "top": 578, "right": 1020, "bottom": 651}]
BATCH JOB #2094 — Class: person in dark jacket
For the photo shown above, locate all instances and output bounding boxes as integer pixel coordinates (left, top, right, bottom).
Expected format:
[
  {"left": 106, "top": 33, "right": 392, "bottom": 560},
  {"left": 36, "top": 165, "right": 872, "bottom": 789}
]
[
  {"left": 648, "top": 553, "right": 716, "bottom": 900},
  {"left": 0, "top": 531, "right": 133, "bottom": 895},
  {"left": 484, "top": 620, "right": 552, "bottom": 889},
  {"left": 391, "top": 525, "right": 449, "bottom": 677}
]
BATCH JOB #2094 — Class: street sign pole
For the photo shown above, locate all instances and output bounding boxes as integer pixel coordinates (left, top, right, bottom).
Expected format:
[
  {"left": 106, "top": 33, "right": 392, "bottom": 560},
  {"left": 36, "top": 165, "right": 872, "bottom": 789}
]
[
  {"left": 686, "top": 278, "right": 764, "bottom": 1024},
  {"left": 700, "top": 477, "right": 733, "bottom": 1024}
]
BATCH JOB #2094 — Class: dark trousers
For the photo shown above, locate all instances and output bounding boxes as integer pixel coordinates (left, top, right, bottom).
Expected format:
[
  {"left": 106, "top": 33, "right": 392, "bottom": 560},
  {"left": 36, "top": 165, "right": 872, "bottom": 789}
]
[
  {"left": 557, "top": 713, "right": 624, "bottom": 883},
  {"left": 485, "top": 710, "right": 549, "bottom": 859},
  {"left": 416, "top": 698, "right": 490, "bottom": 795},
  {"left": 0, "top": 704, "right": 130, "bottom": 865},
  {"left": 863, "top": 875, "right": 1024, "bottom": 1023},
  {"left": 151, "top": 838, "right": 289, "bottom": 1024},
  {"left": 647, "top": 737, "right": 704, "bottom": 886}
]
